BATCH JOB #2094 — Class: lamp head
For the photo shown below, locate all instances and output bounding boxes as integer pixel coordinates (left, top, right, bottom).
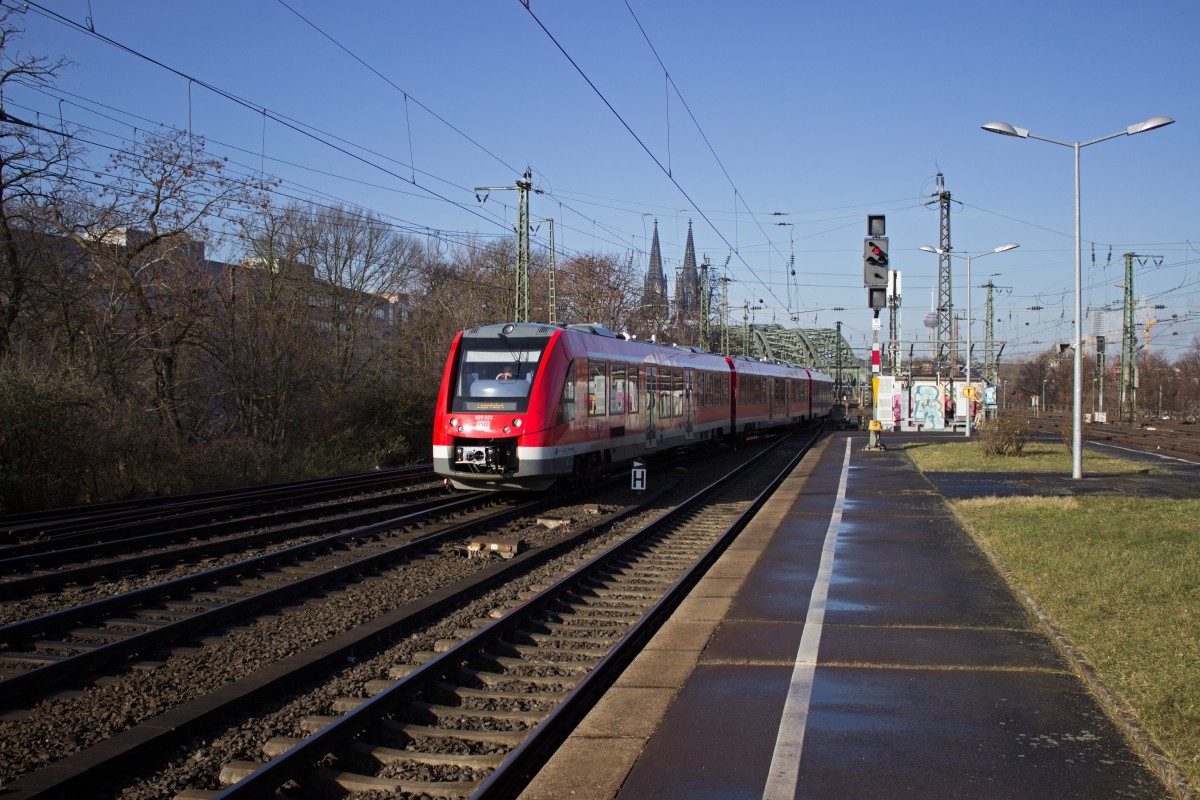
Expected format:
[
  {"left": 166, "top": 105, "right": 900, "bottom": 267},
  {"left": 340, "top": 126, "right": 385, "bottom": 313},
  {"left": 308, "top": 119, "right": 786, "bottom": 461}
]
[
  {"left": 918, "top": 245, "right": 939, "bottom": 254},
  {"left": 994, "top": 243, "right": 1020, "bottom": 253},
  {"left": 1126, "top": 116, "right": 1174, "bottom": 135},
  {"left": 981, "top": 120, "right": 1030, "bottom": 138}
]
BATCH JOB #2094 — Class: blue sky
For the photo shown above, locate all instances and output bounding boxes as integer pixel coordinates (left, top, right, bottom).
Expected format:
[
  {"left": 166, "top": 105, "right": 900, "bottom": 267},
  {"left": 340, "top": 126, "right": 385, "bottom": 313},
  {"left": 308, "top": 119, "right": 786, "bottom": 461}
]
[{"left": 8, "top": 0, "right": 1199, "bottom": 362}]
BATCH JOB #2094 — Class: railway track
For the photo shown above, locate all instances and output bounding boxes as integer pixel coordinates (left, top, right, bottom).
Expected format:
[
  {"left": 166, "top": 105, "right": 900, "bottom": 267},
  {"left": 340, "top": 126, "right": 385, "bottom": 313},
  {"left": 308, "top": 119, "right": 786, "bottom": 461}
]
[
  {"left": 0, "top": 465, "right": 438, "bottom": 548},
  {"left": 0, "top": 491, "right": 525, "bottom": 707},
  {"left": 183, "top": 428, "right": 822, "bottom": 799},
  {"left": 0, "top": 427, "right": 824, "bottom": 799},
  {"left": 0, "top": 477, "right": 464, "bottom": 609},
  {"left": 1003, "top": 410, "right": 1200, "bottom": 458}
]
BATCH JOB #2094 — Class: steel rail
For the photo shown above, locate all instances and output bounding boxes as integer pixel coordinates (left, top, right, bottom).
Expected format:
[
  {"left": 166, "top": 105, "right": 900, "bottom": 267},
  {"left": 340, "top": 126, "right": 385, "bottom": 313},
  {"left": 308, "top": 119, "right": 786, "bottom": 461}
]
[
  {"left": 0, "top": 466, "right": 680, "bottom": 799},
  {"left": 0, "top": 467, "right": 435, "bottom": 553},
  {"left": 0, "top": 465, "right": 432, "bottom": 541},
  {"left": 0, "top": 492, "right": 522, "bottom": 707},
  {"left": 0, "top": 488, "right": 462, "bottom": 597},
  {"left": 208, "top": 426, "right": 824, "bottom": 799}
]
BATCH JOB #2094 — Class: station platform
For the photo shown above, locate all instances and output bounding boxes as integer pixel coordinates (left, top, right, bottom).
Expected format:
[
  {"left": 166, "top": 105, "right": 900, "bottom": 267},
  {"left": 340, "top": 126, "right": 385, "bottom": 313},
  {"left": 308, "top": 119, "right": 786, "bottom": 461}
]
[{"left": 520, "top": 431, "right": 1182, "bottom": 800}]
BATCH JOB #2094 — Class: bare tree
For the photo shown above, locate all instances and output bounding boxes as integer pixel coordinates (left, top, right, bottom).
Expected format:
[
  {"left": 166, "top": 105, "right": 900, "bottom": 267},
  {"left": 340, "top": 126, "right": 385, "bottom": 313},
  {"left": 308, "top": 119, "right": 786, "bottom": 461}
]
[
  {"left": 402, "top": 235, "right": 516, "bottom": 385},
  {"left": 52, "top": 129, "right": 266, "bottom": 437},
  {"left": 206, "top": 204, "right": 326, "bottom": 447},
  {"left": 0, "top": 8, "right": 78, "bottom": 359},
  {"left": 555, "top": 252, "right": 642, "bottom": 332},
  {"left": 279, "top": 203, "right": 419, "bottom": 387},
  {"left": 1178, "top": 337, "right": 1200, "bottom": 419}
]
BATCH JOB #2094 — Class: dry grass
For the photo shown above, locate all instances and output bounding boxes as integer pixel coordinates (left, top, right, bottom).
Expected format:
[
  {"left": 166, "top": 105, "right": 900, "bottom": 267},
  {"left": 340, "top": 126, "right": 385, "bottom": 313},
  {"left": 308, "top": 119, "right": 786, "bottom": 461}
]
[{"left": 903, "top": 439, "right": 1158, "bottom": 475}]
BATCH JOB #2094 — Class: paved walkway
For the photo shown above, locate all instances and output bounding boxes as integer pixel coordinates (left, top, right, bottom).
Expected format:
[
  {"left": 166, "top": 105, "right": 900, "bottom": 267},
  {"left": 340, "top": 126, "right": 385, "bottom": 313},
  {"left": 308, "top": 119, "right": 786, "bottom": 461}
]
[{"left": 520, "top": 431, "right": 1180, "bottom": 800}]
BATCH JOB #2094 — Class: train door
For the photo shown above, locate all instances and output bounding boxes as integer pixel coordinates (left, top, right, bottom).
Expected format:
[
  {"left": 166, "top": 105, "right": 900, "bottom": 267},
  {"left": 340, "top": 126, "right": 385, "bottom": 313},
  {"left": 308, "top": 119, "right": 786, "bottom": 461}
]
[
  {"left": 724, "top": 371, "right": 734, "bottom": 434},
  {"left": 644, "top": 366, "right": 657, "bottom": 448},
  {"left": 767, "top": 377, "right": 774, "bottom": 422},
  {"left": 685, "top": 369, "right": 694, "bottom": 439}
]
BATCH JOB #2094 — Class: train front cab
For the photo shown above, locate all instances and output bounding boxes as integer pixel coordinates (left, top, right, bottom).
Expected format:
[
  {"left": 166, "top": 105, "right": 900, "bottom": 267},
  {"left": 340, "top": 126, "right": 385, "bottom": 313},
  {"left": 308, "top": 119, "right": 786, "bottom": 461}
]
[{"left": 433, "top": 324, "right": 569, "bottom": 491}]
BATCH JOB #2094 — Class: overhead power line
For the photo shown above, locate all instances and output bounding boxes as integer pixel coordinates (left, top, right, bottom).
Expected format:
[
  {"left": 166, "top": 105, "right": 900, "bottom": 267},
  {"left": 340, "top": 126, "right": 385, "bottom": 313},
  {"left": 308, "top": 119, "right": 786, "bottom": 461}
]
[
  {"left": 517, "top": 1, "right": 789, "bottom": 313},
  {"left": 11, "top": 0, "right": 504, "bottom": 234}
]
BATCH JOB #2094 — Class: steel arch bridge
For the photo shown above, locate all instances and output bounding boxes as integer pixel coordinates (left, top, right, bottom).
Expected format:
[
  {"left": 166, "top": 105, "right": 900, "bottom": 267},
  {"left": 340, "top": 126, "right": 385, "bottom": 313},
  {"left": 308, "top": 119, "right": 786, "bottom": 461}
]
[{"left": 726, "top": 323, "right": 866, "bottom": 388}]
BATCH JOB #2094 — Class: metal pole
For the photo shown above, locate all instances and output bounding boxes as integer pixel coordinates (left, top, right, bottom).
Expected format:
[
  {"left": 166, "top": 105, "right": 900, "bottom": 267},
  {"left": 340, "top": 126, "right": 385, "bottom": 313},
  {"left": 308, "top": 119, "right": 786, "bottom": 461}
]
[
  {"left": 1072, "top": 142, "right": 1082, "bottom": 479},
  {"left": 965, "top": 253, "right": 973, "bottom": 437},
  {"left": 836, "top": 320, "right": 843, "bottom": 400},
  {"left": 547, "top": 219, "right": 555, "bottom": 325},
  {"left": 982, "top": 114, "right": 1174, "bottom": 477}
]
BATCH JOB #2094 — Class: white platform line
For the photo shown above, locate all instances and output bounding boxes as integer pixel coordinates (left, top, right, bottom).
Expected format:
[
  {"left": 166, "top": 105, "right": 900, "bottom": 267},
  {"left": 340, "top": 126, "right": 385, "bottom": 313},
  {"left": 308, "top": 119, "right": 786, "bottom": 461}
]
[
  {"left": 1090, "top": 439, "right": 1200, "bottom": 464},
  {"left": 762, "top": 437, "right": 852, "bottom": 800}
]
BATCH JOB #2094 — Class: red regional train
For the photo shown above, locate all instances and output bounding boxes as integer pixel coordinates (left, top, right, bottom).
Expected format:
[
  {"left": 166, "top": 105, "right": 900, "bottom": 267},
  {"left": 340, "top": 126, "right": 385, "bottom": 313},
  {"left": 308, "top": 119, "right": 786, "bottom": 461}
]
[{"left": 433, "top": 322, "right": 834, "bottom": 491}]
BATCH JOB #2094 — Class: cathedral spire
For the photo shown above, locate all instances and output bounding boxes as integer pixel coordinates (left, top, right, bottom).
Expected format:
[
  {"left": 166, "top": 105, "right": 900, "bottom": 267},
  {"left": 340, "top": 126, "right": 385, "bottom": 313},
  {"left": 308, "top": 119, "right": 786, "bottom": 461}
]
[
  {"left": 642, "top": 219, "right": 668, "bottom": 319},
  {"left": 675, "top": 219, "right": 699, "bottom": 319}
]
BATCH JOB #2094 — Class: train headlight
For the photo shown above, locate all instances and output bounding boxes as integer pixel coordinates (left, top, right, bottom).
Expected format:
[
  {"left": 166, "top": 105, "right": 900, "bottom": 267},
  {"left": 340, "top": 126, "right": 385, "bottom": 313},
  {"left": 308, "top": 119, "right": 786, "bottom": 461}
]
[
  {"left": 503, "top": 426, "right": 511, "bottom": 434},
  {"left": 450, "top": 417, "right": 459, "bottom": 427},
  {"left": 512, "top": 418, "right": 523, "bottom": 428}
]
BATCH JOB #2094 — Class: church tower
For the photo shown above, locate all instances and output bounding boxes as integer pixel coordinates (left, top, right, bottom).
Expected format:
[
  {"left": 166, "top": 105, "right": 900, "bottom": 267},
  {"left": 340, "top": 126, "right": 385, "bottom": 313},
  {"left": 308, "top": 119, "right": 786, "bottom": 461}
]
[{"left": 642, "top": 219, "right": 668, "bottom": 321}]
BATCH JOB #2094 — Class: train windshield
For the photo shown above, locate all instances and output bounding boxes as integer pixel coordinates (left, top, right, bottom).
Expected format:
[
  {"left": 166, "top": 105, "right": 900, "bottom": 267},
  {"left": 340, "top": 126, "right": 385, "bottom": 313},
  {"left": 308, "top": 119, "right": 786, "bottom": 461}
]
[{"left": 451, "top": 337, "right": 545, "bottom": 413}]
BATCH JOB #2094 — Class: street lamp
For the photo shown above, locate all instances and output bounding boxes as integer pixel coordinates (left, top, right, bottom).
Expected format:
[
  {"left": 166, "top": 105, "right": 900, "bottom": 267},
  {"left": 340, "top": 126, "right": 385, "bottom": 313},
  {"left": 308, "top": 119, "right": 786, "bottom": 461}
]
[
  {"left": 919, "top": 243, "right": 1019, "bottom": 437},
  {"left": 981, "top": 115, "right": 1174, "bottom": 478}
]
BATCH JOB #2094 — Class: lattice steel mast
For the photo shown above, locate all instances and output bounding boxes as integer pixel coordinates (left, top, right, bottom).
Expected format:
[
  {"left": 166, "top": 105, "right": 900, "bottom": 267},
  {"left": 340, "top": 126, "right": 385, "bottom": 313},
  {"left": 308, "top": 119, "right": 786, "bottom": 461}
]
[{"left": 934, "top": 173, "right": 953, "bottom": 376}]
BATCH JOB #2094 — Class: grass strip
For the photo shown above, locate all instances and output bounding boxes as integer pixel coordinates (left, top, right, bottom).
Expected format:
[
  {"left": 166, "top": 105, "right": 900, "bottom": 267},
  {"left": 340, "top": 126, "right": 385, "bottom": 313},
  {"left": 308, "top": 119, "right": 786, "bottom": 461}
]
[{"left": 904, "top": 438, "right": 1161, "bottom": 474}]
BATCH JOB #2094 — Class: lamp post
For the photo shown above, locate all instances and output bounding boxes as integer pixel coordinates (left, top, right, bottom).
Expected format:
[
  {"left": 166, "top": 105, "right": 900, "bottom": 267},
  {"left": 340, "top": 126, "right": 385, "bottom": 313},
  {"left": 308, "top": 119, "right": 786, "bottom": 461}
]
[
  {"left": 981, "top": 115, "right": 1174, "bottom": 478},
  {"left": 919, "top": 243, "right": 1019, "bottom": 437}
]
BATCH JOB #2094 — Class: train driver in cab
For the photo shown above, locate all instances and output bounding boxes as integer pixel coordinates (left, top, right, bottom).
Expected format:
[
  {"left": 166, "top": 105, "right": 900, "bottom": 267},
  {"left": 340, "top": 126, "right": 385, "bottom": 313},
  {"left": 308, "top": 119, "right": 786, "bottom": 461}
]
[{"left": 496, "top": 365, "right": 516, "bottom": 380}]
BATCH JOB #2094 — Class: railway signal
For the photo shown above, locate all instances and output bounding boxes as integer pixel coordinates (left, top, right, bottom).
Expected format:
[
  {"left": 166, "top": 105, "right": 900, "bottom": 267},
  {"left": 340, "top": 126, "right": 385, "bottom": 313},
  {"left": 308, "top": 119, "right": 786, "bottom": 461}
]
[{"left": 864, "top": 238, "right": 889, "bottom": 287}]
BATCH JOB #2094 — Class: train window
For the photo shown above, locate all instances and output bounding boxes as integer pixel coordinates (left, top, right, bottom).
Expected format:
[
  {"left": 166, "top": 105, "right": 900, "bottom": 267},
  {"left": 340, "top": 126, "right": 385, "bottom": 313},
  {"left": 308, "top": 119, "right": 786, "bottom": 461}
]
[
  {"left": 659, "top": 369, "right": 673, "bottom": 417},
  {"left": 628, "top": 366, "right": 640, "bottom": 413},
  {"left": 674, "top": 370, "right": 685, "bottom": 417},
  {"left": 452, "top": 338, "right": 544, "bottom": 412},
  {"left": 557, "top": 360, "right": 577, "bottom": 425},
  {"left": 588, "top": 361, "right": 607, "bottom": 416},
  {"left": 609, "top": 364, "right": 626, "bottom": 416}
]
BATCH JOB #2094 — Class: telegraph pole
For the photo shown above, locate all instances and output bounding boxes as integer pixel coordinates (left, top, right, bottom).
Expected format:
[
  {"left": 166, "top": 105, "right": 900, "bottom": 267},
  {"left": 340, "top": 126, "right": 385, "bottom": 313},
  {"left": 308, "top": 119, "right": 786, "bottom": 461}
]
[
  {"left": 888, "top": 270, "right": 901, "bottom": 376},
  {"left": 475, "top": 168, "right": 535, "bottom": 322},
  {"left": 981, "top": 279, "right": 1011, "bottom": 386},
  {"left": 742, "top": 302, "right": 750, "bottom": 356},
  {"left": 933, "top": 173, "right": 954, "bottom": 378},
  {"left": 718, "top": 271, "right": 733, "bottom": 355},
  {"left": 836, "top": 320, "right": 843, "bottom": 400},
  {"left": 1120, "top": 252, "right": 1162, "bottom": 421}
]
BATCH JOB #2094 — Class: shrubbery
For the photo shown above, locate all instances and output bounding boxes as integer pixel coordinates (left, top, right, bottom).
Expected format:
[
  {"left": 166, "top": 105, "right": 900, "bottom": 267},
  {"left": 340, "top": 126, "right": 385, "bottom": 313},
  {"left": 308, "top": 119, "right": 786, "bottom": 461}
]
[
  {"left": 977, "top": 416, "right": 1030, "bottom": 456},
  {"left": 0, "top": 352, "right": 435, "bottom": 512},
  {"left": 1060, "top": 419, "right": 1091, "bottom": 450}
]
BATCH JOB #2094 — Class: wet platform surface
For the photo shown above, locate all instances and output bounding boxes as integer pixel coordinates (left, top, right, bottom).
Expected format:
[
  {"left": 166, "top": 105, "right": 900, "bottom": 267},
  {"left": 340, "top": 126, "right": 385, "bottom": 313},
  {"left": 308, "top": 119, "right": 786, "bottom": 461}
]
[{"left": 520, "top": 432, "right": 1179, "bottom": 800}]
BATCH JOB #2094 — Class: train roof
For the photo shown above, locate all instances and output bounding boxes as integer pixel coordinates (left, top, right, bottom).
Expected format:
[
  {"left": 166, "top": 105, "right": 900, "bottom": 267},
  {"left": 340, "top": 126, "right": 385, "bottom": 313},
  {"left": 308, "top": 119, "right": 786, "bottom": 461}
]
[{"left": 455, "top": 322, "right": 832, "bottom": 379}]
